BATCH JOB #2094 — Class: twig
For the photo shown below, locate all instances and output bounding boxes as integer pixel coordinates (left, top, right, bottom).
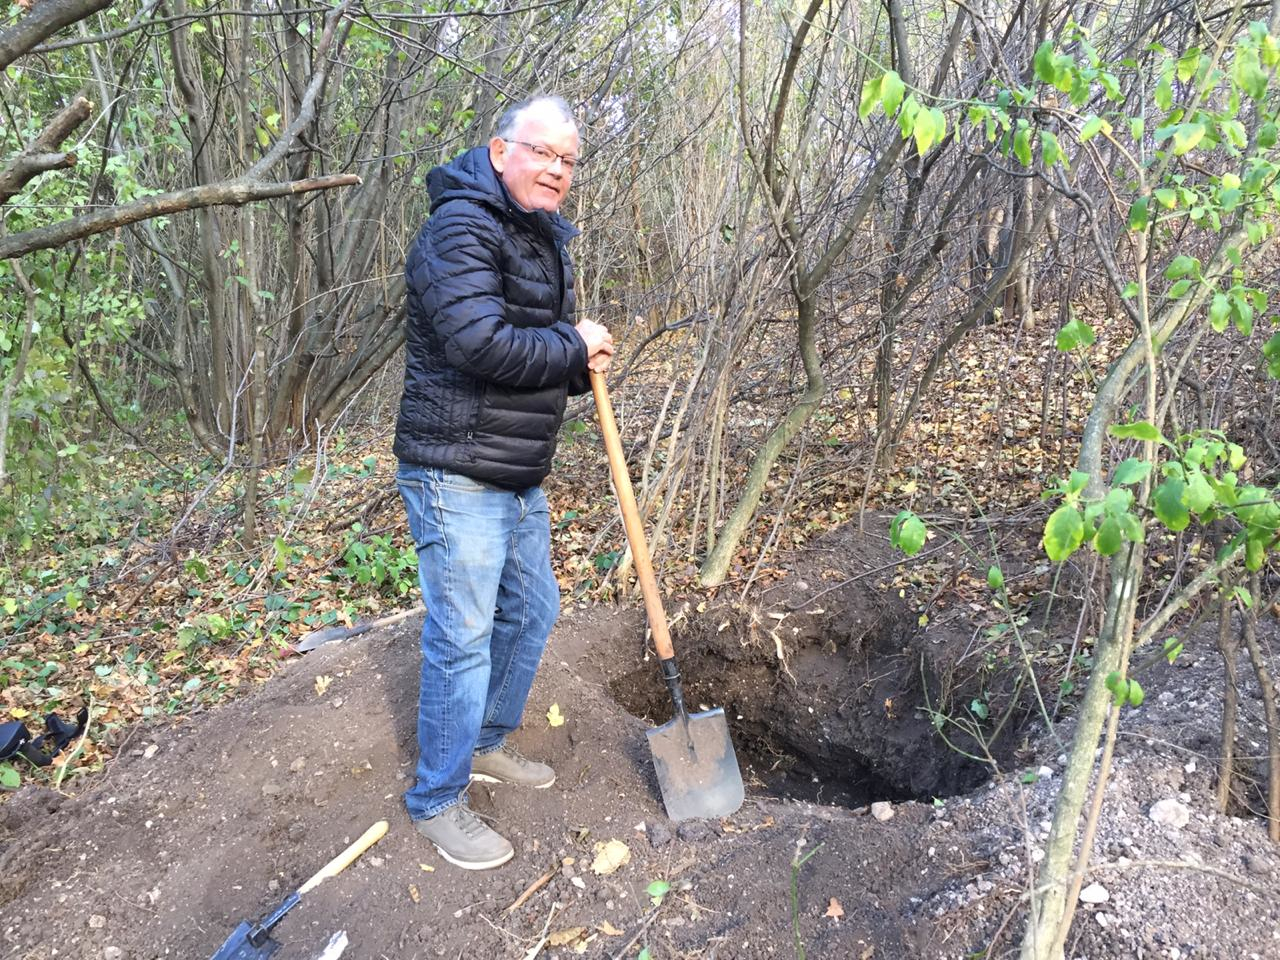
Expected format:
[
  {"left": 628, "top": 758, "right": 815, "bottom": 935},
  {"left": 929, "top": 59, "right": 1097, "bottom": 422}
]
[
  {"left": 506, "top": 864, "right": 557, "bottom": 914},
  {"left": 783, "top": 539, "right": 956, "bottom": 611},
  {"left": 521, "top": 901, "right": 561, "bottom": 960},
  {"left": 609, "top": 904, "right": 662, "bottom": 960},
  {"left": 54, "top": 695, "right": 94, "bottom": 792},
  {"left": 1089, "top": 858, "right": 1274, "bottom": 896}
]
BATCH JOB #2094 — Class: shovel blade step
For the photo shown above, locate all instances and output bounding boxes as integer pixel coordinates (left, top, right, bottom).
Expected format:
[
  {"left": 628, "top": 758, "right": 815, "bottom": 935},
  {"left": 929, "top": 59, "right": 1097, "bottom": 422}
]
[
  {"left": 647, "top": 707, "right": 744, "bottom": 822},
  {"left": 209, "top": 922, "right": 281, "bottom": 960}
]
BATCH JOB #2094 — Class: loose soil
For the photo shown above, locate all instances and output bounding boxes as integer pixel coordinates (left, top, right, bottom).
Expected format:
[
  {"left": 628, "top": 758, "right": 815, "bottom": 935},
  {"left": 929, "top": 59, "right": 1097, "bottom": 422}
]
[{"left": 3, "top": 525, "right": 1278, "bottom": 960}]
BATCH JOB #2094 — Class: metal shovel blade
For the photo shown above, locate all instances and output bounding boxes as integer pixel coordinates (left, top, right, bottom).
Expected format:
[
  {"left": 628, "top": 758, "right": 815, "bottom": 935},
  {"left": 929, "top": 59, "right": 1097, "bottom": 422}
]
[
  {"left": 646, "top": 707, "right": 744, "bottom": 822},
  {"left": 209, "top": 921, "right": 281, "bottom": 960}
]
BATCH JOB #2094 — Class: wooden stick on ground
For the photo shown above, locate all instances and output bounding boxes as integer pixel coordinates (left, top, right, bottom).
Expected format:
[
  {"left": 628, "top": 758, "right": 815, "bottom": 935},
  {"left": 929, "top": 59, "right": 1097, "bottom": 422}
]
[{"left": 505, "top": 864, "right": 557, "bottom": 914}]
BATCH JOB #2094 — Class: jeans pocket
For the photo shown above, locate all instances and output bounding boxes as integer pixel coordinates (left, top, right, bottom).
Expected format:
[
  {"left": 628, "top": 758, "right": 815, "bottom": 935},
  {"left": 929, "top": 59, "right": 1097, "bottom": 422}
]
[
  {"left": 396, "top": 475, "right": 431, "bottom": 549},
  {"left": 437, "top": 469, "right": 490, "bottom": 493}
]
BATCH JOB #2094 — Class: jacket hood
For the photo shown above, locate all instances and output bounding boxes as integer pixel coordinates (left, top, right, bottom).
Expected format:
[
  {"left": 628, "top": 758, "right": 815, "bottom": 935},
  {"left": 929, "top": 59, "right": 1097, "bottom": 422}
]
[{"left": 426, "top": 146, "right": 578, "bottom": 242}]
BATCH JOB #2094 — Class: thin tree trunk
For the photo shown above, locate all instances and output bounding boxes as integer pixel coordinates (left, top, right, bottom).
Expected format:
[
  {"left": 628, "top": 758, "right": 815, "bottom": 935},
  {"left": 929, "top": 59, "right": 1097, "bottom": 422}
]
[
  {"left": 1215, "top": 583, "right": 1239, "bottom": 813},
  {"left": 1241, "top": 571, "right": 1280, "bottom": 841},
  {"left": 0, "top": 262, "right": 39, "bottom": 485},
  {"left": 700, "top": 292, "right": 824, "bottom": 585}
]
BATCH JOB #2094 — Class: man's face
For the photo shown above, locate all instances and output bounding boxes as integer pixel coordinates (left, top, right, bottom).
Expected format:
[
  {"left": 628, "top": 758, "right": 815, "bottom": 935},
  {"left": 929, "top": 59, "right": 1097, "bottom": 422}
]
[{"left": 489, "top": 107, "right": 579, "bottom": 213}]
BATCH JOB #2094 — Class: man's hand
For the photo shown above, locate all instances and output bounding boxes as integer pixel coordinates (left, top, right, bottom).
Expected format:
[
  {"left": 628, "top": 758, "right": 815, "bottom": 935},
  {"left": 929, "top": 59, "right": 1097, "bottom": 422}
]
[{"left": 576, "top": 318, "right": 614, "bottom": 373}]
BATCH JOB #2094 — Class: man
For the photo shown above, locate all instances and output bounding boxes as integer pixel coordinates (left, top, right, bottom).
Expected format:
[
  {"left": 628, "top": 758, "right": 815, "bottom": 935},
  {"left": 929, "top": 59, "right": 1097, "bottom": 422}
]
[{"left": 393, "top": 95, "right": 613, "bottom": 870}]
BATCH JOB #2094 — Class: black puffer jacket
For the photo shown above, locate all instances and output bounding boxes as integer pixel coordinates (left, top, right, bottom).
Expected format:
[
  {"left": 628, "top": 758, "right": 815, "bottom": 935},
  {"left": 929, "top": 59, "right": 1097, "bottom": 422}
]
[{"left": 393, "top": 146, "right": 589, "bottom": 490}]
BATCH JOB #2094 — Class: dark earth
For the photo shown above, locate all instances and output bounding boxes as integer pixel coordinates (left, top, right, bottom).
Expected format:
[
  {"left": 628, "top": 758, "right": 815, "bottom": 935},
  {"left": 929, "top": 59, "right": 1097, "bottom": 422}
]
[{"left": 3, "top": 525, "right": 1278, "bottom": 959}]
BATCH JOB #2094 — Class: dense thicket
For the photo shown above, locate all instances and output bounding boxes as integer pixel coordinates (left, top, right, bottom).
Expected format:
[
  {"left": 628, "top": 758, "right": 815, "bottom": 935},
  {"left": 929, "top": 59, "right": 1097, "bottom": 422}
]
[{"left": 3, "top": 5, "right": 1279, "bottom": 953}]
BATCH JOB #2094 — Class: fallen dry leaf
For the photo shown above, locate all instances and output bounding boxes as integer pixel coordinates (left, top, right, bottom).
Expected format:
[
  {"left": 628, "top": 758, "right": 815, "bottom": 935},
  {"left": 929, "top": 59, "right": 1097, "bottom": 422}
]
[
  {"left": 825, "top": 897, "right": 844, "bottom": 920},
  {"left": 598, "top": 920, "right": 624, "bottom": 936},
  {"left": 590, "top": 839, "right": 631, "bottom": 875},
  {"left": 314, "top": 675, "right": 332, "bottom": 696},
  {"left": 408, "top": 884, "right": 420, "bottom": 903},
  {"left": 419, "top": 863, "right": 435, "bottom": 873},
  {"left": 547, "top": 927, "right": 586, "bottom": 946},
  {"left": 546, "top": 702, "right": 565, "bottom": 727}
]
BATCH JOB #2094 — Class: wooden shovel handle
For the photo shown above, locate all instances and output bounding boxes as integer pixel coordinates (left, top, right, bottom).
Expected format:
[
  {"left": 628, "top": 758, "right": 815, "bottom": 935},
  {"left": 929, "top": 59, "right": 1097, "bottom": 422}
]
[
  {"left": 590, "top": 371, "right": 676, "bottom": 661},
  {"left": 297, "top": 820, "right": 388, "bottom": 895}
]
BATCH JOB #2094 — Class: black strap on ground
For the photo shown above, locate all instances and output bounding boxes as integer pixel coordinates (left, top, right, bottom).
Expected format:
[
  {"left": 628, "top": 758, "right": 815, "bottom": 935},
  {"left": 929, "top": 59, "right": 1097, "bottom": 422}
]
[{"left": 0, "top": 707, "right": 88, "bottom": 767}]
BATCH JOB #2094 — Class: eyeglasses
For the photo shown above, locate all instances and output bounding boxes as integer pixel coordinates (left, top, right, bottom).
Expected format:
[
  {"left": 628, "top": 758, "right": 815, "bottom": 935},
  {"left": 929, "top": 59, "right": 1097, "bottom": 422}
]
[{"left": 503, "top": 139, "right": 578, "bottom": 173}]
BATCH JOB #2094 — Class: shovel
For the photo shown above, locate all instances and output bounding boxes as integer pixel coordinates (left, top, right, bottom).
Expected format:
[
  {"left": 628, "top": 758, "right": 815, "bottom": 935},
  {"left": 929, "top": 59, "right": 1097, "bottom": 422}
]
[
  {"left": 210, "top": 820, "right": 388, "bottom": 959},
  {"left": 590, "top": 371, "right": 744, "bottom": 822}
]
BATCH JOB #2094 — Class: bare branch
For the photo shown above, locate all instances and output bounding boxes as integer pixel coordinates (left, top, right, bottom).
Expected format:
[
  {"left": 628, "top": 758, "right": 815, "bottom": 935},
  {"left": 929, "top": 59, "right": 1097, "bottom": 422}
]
[
  {"left": 0, "top": 174, "right": 360, "bottom": 260},
  {"left": 242, "top": 0, "right": 353, "bottom": 181},
  {"left": 0, "top": 0, "right": 113, "bottom": 70},
  {"left": 0, "top": 96, "right": 93, "bottom": 204}
]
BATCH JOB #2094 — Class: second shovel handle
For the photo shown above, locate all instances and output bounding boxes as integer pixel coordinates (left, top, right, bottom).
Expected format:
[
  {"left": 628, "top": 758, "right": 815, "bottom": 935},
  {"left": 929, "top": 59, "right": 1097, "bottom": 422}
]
[
  {"left": 297, "top": 820, "right": 389, "bottom": 895},
  {"left": 590, "top": 371, "right": 676, "bottom": 661}
]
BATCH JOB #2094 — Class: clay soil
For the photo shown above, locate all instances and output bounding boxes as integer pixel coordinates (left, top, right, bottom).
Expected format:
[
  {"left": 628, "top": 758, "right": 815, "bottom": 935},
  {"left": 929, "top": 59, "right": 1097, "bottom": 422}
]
[{"left": 3, "top": 526, "right": 1279, "bottom": 960}]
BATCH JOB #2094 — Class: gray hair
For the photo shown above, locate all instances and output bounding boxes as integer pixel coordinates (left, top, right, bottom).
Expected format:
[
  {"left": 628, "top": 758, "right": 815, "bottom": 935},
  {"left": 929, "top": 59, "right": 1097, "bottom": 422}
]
[{"left": 494, "top": 95, "right": 575, "bottom": 139}]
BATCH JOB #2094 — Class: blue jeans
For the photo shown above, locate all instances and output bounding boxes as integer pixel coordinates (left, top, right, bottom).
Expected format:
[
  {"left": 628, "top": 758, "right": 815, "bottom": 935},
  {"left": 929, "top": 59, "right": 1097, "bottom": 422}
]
[{"left": 396, "top": 463, "right": 560, "bottom": 820}]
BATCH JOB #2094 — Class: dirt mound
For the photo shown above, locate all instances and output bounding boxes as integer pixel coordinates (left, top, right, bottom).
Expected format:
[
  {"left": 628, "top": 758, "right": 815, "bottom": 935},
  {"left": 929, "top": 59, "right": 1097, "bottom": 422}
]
[
  {"left": 3, "top": 523, "right": 1278, "bottom": 960},
  {"left": 1, "top": 604, "right": 947, "bottom": 960}
]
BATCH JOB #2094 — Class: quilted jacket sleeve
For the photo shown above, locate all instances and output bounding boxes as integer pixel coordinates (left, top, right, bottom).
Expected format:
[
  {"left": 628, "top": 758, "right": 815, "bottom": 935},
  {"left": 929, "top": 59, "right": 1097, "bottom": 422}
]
[{"left": 416, "top": 203, "right": 589, "bottom": 389}]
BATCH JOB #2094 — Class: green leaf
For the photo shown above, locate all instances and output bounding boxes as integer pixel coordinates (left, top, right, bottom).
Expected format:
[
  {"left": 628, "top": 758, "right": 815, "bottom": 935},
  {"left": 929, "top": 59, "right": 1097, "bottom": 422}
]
[
  {"left": 1152, "top": 188, "right": 1176, "bottom": 208},
  {"left": 1043, "top": 505, "right": 1085, "bottom": 562},
  {"left": 1231, "top": 294, "right": 1254, "bottom": 336},
  {"left": 1264, "top": 333, "right": 1280, "bottom": 378},
  {"left": 1080, "top": 115, "right": 1106, "bottom": 141},
  {"left": 1034, "top": 41, "right": 1058, "bottom": 84},
  {"left": 1164, "top": 255, "right": 1197, "bottom": 279},
  {"left": 1094, "top": 516, "right": 1123, "bottom": 555},
  {"left": 1067, "top": 470, "right": 1092, "bottom": 495},
  {"left": 1041, "top": 130, "right": 1062, "bottom": 167},
  {"left": 1176, "top": 47, "right": 1201, "bottom": 82},
  {"left": 1246, "top": 536, "right": 1264, "bottom": 572},
  {"left": 1163, "top": 637, "right": 1184, "bottom": 663},
  {"left": 1105, "top": 670, "right": 1126, "bottom": 703},
  {"left": 1259, "top": 122, "right": 1278, "bottom": 149},
  {"left": 1118, "top": 511, "right": 1145, "bottom": 543},
  {"left": 0, "top": 763, "right": 19, "bottom": 789},
  {"left": 890, "top": 510, "right": 927, "bottom": 556},
  {"left": 930, "top": 107, "right": 947, "bottom": 145},
  {"left": 1108, "top": 421, "right": 1162, "bottom": 442},
  {"left": 1127, "top": 679, "right": 1145, "bottom": 708},
  {"left": 914, "top": 107, "right": 936, "bottom": 155},
  {"left": 897, "top": 95, "right": 920, "bottom": 138},
  {"left": 1153, "top": 478, "right": 1191, "bottom": 531},
  {"left": 1184, "top": 469, "right": 1214, "bottom": 514},
  {"left": 987, "top": 565, "right": 1004, "bottom": 591},
  {"left": 1055, "top": 318, "right": 1096, "bottom": 351},
  {"left": 859, "top": 75, "right": 883, "bottom": 119},
  {"left": 1234, "top": 47, "right": 1268, "bottom": 100},
  {"left": 1208, "top": 293, "right": 1231, "bottom": 332},
  {"left": 1014, "top": 125, "right": 1032, "bottom": 166},
  {"left": 1128, "top": 197, "right": 1149, "bottom": 231},
  {"left": 1113, "top": 458, "right": 1152, "bottom": 485},
  {"left": 1103, "top": 487, "right": 1134, "bottom": 515},
  {"left": 1155, "top": 75, "right": 1173, "bottom": 110},
  {"left": 646, "top": 880, "right": 671, "bottom": 898},
  {"left": 969, "top": 699, "right": 989, "bottom": 720},
  {"left": 1168, "top": 278, "right": 1193, "bottom": 299},
  {"left": 881, "top": 70, "right": 905, "bottom": 116},
  {"left": 1121, "top": 281, "right": 1140, "bottom": 299},
  {"left": 1172, "top": 123, "right": 1205, "bottom": 156}
]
